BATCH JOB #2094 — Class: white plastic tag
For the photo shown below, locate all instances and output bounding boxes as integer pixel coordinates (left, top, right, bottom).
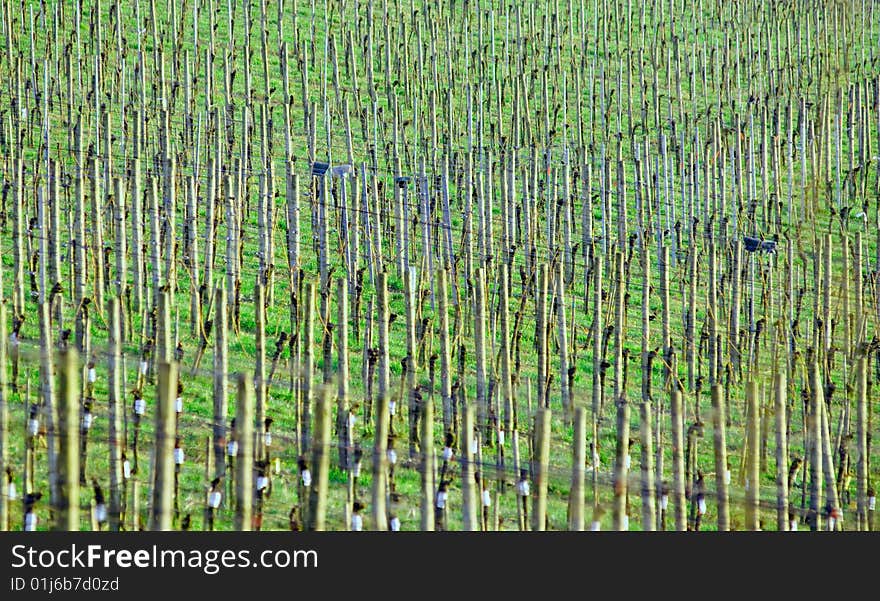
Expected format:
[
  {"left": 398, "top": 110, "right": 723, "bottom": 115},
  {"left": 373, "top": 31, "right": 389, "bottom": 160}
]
[
  {"left": 140, "top": 361, "right": 149, "bottom": 375},
  {"left": 257, "top": 476, "right": 269, "bottom": 490},
  {"left": 870, "top": 496, "right": 877, "bottom": 511},
  {"left": 498, "top": 430, "right": 505, "bottom": 446},
  {"left": 301, "top": 470, "right": 312, "bottom": 487},
  {"left": 88, "top": 368, "right": 97, "bottom": 383},
  {"left": 389, "top": 400, "right": 396, "bottom": 416},
  {"left": 123, "top": 460, "right": 131, "bottom": 479},
  {"left": 25, "top": 512, "right": 37, "bottom": 531},
  {"left": 134, "top": 399, "right": 146, "bottom": 415},
  {"left": 387, "top": 449, "right": 397, "bottom": 465},
  {"left": 264, "top": 432, "right": 272, "bottom": 447},
  {"left": 28, "top": 418, "right": 39, "bottom": 436},
  {"left": 174, "top": 448, "right": 185, "bottom": 464},
  {"left": 725, "top": 469, "right": 731, "bottom": 485},
  {"left": 390, "top": 516, "right": 401, "bottom": 531},
  {"left": 7, "top": 482, "right": 17, "bottom": 501},
  {"left": 470, "top": 437, "right": 478, "bottom": 455},
  {"left": 209, "top": 491, "right": 222, "bottom": 508},
  {"left": 442, "top": 447, "right": 453, "bottom": 461},
  {"left": 482, "top": 490, "right": 491, "bottom": 507},
  {"left": 590, "top": 520, "right": 601, "bottom": 531},
  {"left": 698, "top": 497, "right": 707, "bottom": 515},
  {"left": 625, "top": 454, "right": 631, "bottom": 469},
  {"left": 352, "top": 514, "right": 363, "bottom": 531},
  {"left": 621, "top": 515, "right": 629, "bottom": 530},
  {"left": 517, "top": 481, "right": 530, "bottom": 497},
  {"left": 227, "top": 440, "right": 238, "bottom": 457},
  {"left": 95, "top": 503, "right": 107, "bottom": 522},
  {"left": 175, "top": 397, "right": 183, "bottom": 413},
  {"left": 83, "top": 413, "right": 93, "bottom": 430},
  {"left": 436, "top": 491, "right": 447, "bottom": 508},
  {"left": 661, "top": 494, "right": 669, "bottom": 510}
]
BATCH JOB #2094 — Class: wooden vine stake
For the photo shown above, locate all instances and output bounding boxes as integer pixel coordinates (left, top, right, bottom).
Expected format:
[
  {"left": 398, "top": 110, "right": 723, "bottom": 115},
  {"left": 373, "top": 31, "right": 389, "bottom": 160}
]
[
  {"left": 150, "top": 362, "right": 178, "bottom": 531},
  {"left": 670, "top": 387, "right": 686, "bottom": 531},
  {"left": 808, "top": 356, "right": 824, "bottom": 531},
  {"left": 108, "top": 298, "right": 124, "bottom": 531},
  {"left": 745, "top": 381, "right": 760, "bottom": 531},
  {"left": 307, "top": 386, "right": 331, "bottom": 531},
  {"left": 55, "top": 349, "right": 80, "bottom": 531},
  {"left": 774, "top": 373, "right": 788, "bottom": 531},
  {"left": 531, "top": 407, "right": 551, "bottom": 531},
  {"left": 213, "top": 286, "right": 228, "bottom": 479},
  {"left": 711, "top": 384, "right": 729, "bottom": 531},
  {"left": 420, "top": 391, "right": 435, "bottom": 531},
  {"left": 461, "top": 401, "right": 478, "bottom": 531},
  {"left": 371, "top": 393, "right": 390, "bottom": 531},
  {"left": 234, "top": 372, "right": 255, "bottom": 532},
  {"left": 856, "top": 355, "right": 868, "bottom": 531},
  {"left": 569, "top": 406, "right": 586, "bottom": 531},
  {"left": 0, "top": 304, "right": 7, "bottom": 531}
]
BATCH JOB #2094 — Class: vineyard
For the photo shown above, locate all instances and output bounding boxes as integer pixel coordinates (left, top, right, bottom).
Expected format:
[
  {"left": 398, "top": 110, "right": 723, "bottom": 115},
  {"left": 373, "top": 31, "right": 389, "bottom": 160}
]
[{"left": 0, "top": 0, "right": 878, "bottom": 532}]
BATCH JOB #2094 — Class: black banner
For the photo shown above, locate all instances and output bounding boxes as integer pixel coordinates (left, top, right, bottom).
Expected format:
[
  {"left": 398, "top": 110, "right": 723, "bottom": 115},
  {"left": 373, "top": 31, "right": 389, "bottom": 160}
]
[{"left": 0, "top": 532, "right": 873, "bottom": 598}]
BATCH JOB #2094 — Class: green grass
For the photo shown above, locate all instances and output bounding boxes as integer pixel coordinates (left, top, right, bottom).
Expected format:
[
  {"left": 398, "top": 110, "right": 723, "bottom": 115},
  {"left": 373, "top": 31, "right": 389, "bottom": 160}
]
[{"left": 0, "top": 0, "right": 878, "bottom": 532}]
